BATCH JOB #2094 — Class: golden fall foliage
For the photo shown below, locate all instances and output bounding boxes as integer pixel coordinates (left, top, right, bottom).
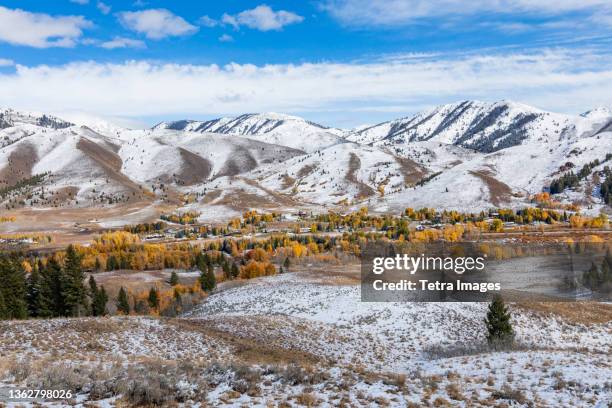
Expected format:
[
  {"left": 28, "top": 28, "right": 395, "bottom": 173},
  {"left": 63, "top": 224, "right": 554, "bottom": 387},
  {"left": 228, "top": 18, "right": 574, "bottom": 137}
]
[{"left": 239, "top": 260, "right": 276, "bottom": 279}]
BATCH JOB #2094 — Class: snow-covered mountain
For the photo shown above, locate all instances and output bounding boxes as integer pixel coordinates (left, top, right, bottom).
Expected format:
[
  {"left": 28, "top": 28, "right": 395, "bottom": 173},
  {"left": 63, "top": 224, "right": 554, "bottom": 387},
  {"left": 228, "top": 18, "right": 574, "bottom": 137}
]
[
  {"left": 0, "top": 108, "right": 73, "bottom": 130},
  {"left": 1, "top": 101, "right": 611, "bottom": 223},
  {"left": 154, "top": 113, "right": 346, "bottom": 152},
  {"left": 346, "top": 100, "right": 609, "bottom": 153}
]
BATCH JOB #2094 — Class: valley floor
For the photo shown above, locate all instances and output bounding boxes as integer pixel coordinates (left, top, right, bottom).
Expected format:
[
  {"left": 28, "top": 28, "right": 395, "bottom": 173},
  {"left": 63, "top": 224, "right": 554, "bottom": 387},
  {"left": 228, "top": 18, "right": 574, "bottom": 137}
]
[{"left": 0, "top": 269, "right": 610, "bottom": 407}]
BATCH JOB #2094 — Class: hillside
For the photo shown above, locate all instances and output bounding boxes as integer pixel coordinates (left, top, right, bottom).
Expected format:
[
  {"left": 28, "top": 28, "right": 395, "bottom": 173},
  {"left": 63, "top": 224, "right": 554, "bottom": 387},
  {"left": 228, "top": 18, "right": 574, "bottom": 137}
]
[
  {"left": 155, "top": 112, "right": 346, "bottom": 153},
  {"left": 1, "top": 101, "right": 611, "bottom": 227},
  {"left": 346, "top": 100, "right": 611, "bottom": 153}
]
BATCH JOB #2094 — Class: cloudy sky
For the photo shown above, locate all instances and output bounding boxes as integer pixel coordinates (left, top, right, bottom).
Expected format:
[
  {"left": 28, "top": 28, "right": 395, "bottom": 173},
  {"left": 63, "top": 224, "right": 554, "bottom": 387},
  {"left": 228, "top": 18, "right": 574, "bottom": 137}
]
[{"left": 0, "top": 0, "right": 611, "bottom": 127}]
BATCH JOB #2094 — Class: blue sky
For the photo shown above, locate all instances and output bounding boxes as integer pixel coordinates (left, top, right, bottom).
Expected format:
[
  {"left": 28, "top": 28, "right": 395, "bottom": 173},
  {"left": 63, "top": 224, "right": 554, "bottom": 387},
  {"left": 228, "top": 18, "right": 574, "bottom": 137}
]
[{"left": 0, "top": 1, "right": 611, "bottom": 127}]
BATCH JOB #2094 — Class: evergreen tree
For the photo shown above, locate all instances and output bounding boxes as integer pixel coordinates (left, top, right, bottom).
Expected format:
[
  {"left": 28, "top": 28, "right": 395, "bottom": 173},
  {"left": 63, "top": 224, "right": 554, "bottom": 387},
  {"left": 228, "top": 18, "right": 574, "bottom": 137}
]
[
  {"left": 116, "top": 286, "right": 130, "bottom": 315},
  {"left": 199, "top": 262, "right": 216, "bottom": 292},
  {"left": 63, "top": 245, "right": 88, "bottom": 316},
  {"left": 94, "top": 257, "right": 102, "bottom": 271},
  {"left": 106, "top": 255, "right": 118, "bottom": 271},
  {"left": 88, "top": 276, "right": 108, "bottom": 316},
  {"left": 26, "top": 267, "right": 43, "bottom": 317},
  {"left": 94, "top": 286, "right": 109, "bottom": 316},
  {"left": 485, "top": 295, "right": 514, "bottom": 349},
  {"left": 0, "top": 254, "right": 28, "bottom": 319},
  {"left": 222, "top": 261, "right": 231, "bottom": 280},
  {"left": 231, "top": 262, "right": 239, "bottom": 279},
  {"left": 169, "top": 271, "right": 179, "bottom": 286},
  {"left": 283, "top": 257, "right": 291, "bottom": 269},
  {"left": 147, "top": 287, "right": 160, "bottom": 310},
  {"left": 39, "top": 258, "right": 65, "bottom": 317},
  {"left": 0, "top": 288, "right": 8, "bottom": 319}
]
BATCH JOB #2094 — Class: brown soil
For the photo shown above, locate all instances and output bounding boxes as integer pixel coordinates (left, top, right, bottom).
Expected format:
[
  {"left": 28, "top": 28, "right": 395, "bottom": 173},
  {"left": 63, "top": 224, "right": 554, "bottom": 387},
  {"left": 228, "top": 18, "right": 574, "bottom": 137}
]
[
  {"left": 297, "top": 164, "right": 316, "bottom": 179},
  {"left": 200, "top": 189, "right": 223, "bottom": 204},
  {"left": 394, "top": 155, "right": 428, "bottom": 185},
  {"left": 469, "top": 169, "right": 512, "bottom": 207},
  {"left": 345, "top": 153, "right": 375, "bottom": 199},
  {"left": 215, "top": 147, "right": 258, "bottom": 178},
  {"left": 77, "top": 137, "right": 143, "bottom": 195},
  {"left": 177, "top": 147, "right": 212, "bottom": 185},
  {"left": 281, "top": 174, "right": 296, "bottom": 190},
  {"left": 0, "top": 142, "right": 37, "bottom": 187},
  {"left": 240, "top": 177, "right": 301, "bottom": 206}
]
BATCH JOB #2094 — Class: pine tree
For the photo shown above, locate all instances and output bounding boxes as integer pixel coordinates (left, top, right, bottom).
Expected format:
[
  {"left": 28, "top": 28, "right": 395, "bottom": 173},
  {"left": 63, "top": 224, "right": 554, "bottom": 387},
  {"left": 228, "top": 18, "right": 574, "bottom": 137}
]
[
  {"left": 116, "top": 286, "right": 130, "bottom": 315},
  {"left": 169, "top": 271, "right": 179, "bottom": 286},
  {"left": 106, "top": 255, "right": 118, "bottom": 271},
  {"left": 88, "top": 276, "right": 107, "bottom": 316},
  {"left": 26, "top": 267, "right": 43, "bottom": 317},
  {"left": 231, "top": 262, "right": 239, "bottom": 279},
  {"left": 0, "top": 288, "right": 8, "bottom": 319},
  {"left": 222, "top": 261, "right": 231, "bottom": 280},
  {"left": 63, "top": 245, "right": 87, "bottom": 317},
  {"left": 283, "top": 257, "right": 291, "bottom": 269},
  {"left": 94, "top": 286, "right": 108, "bottom": 316},
  {"left": 39, "top": 257, "right": 65, "bottom": 317},
  {"left": 484, "top": 295, "right": 514, "bottom": 349},
  {"left": 147, "top": 287, "right": 160, "bottom": 310},
  {"left": 0, "top": 254, "right": 28, "bottom": 319},
  {"left": 199, "top": 262, "right": 216, "bottom": 292}
]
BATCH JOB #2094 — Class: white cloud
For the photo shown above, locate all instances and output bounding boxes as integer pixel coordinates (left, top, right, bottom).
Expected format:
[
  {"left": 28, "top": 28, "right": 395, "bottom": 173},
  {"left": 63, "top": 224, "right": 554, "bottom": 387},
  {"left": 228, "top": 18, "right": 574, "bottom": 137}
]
[
  {"left": 0, "top": 58, "right": 14, "bottom": 66},
  {"left": 70, "top": 0, "right": 89, "bottom": 4},
  {"left": 1, "top": 49, "right": 611, "bottom": 123},
  {"left": 118, "top": 9, "right": 198, "bottom": 40},
  {"left": 223, "top": 5, "right": 303, "bottom": 31},
  {"left": 0, "top": 6, "right": 92, "bottom": 48},
  {"left": 321, "top": 0, "right": 612, "bottom": 26},
  {"left": 97, "top": 1, "right": 111, "bottom": 15},
  {"left": 219, "top": 34, "right": 234, "bottom": 42},
  {"left": 100, "top": 37, "right": 146, "bottom": 49},
  {"left": 199, "top": 15, "right": 219, "bottom": 27}
]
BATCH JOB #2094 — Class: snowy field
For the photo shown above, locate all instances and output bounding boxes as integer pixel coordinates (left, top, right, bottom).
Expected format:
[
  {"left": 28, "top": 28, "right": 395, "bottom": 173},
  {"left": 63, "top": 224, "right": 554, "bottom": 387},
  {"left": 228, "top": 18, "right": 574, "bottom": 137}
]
[{"left": 1, "top": 269, "right": 610, "bottom": 407}]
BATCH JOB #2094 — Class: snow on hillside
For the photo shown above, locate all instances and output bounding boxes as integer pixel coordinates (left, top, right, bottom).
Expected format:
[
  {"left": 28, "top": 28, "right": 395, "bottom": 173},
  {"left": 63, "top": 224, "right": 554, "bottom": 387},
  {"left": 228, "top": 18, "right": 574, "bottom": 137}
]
[
  {"left": 184, "top": 272, "right": 611, "bottom": 406},
  {"left": 347, "top": 100, "right": 609, "bottom": 154},
  {"left": 250, "top": 142, "right": 411, "bottom": 206},
  {"left": 155, "top": 113, "right": 346, "bottom": 152},
  {"left": 118, "top": 128, "right": 303, "bottom": 185},
  {"left": 0, "top": 108, "right": 73, "bottom": 130},
  {"left": 1, "top": 102, "right": 611, "bottom": 216}
]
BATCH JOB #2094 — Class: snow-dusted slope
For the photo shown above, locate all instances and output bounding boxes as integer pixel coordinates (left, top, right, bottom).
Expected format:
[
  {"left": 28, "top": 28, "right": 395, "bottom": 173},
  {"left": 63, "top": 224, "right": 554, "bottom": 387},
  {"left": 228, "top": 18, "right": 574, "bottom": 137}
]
[
  {"left": 248, "top": 142, "right": 426, "bottom": 206},
  {"left": 0, "top": 108, "right": 73, "bottom": 130},
  {"left": 0, "top": 116, "right": 303, "bottom": 209},
  {"left": 1, "top": 102, "right": 611, "bottom": 217},
  {"left": 155, "top": 113, "right": 346, "bottom": 152},
  {"left": 117, "top": 128, "right": 303, "bottom": 185},
  {"left": 347, "top": 100, "right": 608, "bottom": 153}
]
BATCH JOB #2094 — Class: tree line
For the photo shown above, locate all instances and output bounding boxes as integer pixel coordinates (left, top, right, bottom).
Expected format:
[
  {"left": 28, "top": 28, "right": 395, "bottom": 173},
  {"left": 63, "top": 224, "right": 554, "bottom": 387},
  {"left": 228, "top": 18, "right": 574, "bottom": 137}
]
[{"left": 0, "top": 245, "right": 106, "bottom": 319}]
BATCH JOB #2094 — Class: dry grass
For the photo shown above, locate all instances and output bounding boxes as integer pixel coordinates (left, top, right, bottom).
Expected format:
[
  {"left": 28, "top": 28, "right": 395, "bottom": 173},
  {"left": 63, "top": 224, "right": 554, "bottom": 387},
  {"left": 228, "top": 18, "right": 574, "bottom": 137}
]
[
  {"left": 171, "top": 318, "right": 322, "bottom": 367},
  {"left": 516, "top": 301, "right": 612, "bottom": 325},
  {"left": 346, "top": 153, "right": 375, "bottom": 199},
  {"left": 469, "top": 169, "right": 512, "bottom": 207}
]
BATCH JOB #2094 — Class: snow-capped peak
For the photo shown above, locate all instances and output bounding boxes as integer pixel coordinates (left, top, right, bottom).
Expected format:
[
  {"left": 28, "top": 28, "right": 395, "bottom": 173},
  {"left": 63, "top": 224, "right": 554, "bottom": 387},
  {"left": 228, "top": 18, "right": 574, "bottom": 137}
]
[
  {"left": 0, "top": 108, "right": 73, "bottom": 130},
  {"left": 580, "top": 107, "right": 612, "bottom": 121}
]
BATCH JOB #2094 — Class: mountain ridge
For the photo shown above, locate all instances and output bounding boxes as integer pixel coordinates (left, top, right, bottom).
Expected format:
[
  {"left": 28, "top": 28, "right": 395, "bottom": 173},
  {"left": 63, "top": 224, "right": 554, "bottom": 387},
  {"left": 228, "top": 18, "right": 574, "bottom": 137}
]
[{"left": 1, "top": 101, "right": 611, "bottom": 224}]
